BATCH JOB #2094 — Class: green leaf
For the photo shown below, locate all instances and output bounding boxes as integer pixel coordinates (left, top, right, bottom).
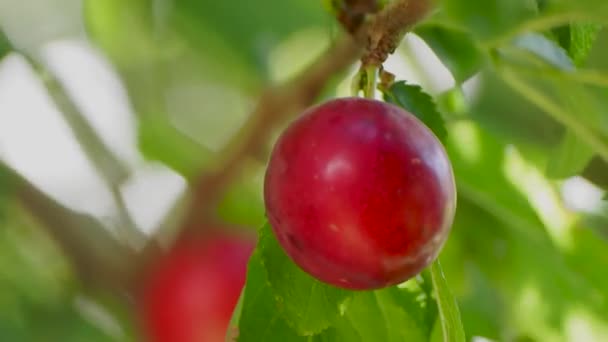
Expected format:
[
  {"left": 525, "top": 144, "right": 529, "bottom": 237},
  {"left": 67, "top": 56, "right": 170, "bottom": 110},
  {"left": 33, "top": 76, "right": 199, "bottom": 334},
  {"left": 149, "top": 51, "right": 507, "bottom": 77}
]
[
  {"left": 238, "top": 250, "right": 306, "bottom": 342},
  {"left": 138, "top": 116, "right": 213, "bottom": 180},
  {"left": 415, "top": 24, "right": 485, "bottom": 83},
  {"left": 511, "top": 33, "right": 575, "bottom": 70},
  {"left": 569, "top": 23, "right": 602, "bottom": 66},
  {"left": 446, "top": 122, "right": 549, "bottom": 239},
  {"left": 315, "top": 277, "right": 434, "bottom": 342},
  {"left": 564, "top": 222, "right": 608, "bottom": 298},
  {"left": 453, "top": 195, "right": 608, "bottom": 340},
  {"left": 376, "top": 287, "right": 433, "bottom": 341},
  {"left": 543, "top": 0, "right": 608, "bottom": 23},
  {"left": 383, "top": 81, "right": 448, "bottom": 143},
  {"left": 546, "top": 130, "right": 595, "bottom": 178},
  {"left": 441, "top": 0, "right": 538, "bottom": 43},
  {"left": 259, "top": 223, "right": 352, "bottom": 336},
  {"left": 468, "top": 72, "right": 564, "bottom": 150},
  {"left": 392, "top": 276, "right": 437, "bottom": 334},
  {"left": 441, "top": 0, "right": 608, "bottom": 49},
  {"left": 554, "top": 22, "right": 602, "bottom": 66},
  {"left": 452, "top": 262, "right": 504, "bottom": 340},
  {"left": 345, "top": 289, "right": 429, "bottom": 342},
  {"left": 343, "top": 293, "right": 389, "bottom": 341},
  {"left": 430, "top": 261, "right": 466, "bottom": 342},
  {"left": 312, "top": 315, "right": 363, "bottom": 342},
  {"left": 0, "top": 29, "right": 12, "bottom": 60},
  {"left": 242, "top": 265, "right": 433, "bottom": 342},
  {"left": 498, "top": 63, "right": 608, "bottom": 164},
  {"left": 84, "top": 0, "right": 161, "bottom": 66},
  {"left": 444, "top": 122, "right": 608, "bottom": 339},
  {"left": 493, "top": 33, "right": 608, "bottom": 164},
  {"left": 173, "top": 0, "right": 329, "bottom": 77},
  {"left": 217, "top": 171, "right": 266, "bottom": 228}
]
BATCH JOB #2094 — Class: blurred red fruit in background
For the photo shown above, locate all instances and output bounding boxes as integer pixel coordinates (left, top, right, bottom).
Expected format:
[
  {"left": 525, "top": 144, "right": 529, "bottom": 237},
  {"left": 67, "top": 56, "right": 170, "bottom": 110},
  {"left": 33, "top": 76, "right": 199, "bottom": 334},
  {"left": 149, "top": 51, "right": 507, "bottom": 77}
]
[{"left": 140, "top": 231, "right": 255, "bottom": 342}]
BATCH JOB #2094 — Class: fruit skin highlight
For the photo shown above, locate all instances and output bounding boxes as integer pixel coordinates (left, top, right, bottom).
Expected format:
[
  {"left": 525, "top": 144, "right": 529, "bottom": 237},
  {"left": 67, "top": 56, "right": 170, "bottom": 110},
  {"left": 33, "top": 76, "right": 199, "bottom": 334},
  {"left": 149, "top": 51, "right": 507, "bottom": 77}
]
[
  {"left": 264, "top": 97, "right": 456, "bottom": 290},
  {"left": 140, "top": 232, "right": 255, "bottom": 342}
]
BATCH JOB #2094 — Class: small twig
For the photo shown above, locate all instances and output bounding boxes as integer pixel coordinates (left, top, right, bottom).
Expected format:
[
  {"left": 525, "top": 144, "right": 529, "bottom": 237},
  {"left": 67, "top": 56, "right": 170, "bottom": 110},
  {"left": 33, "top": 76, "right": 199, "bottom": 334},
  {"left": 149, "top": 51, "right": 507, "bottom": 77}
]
[
  {"left": 21, "top": 55, "right": 146, "bottom": 247},
  {"left": 0, "top": 161, "right": 138, "bottom": 296},
  {"left": 362, "top": 65, "right": 378, "bottom": 98},
  {"left": 351, "top": 70, "right": 364, "bottom": 97},
  {"left": 26, "top": 56, "right": 130, "bottom": 186},
  {"left": 352, "top": 64, "right": 379, "bottom": 98},
  {"left": 110, "top": 186, "right": 147, "bottom": 248}
]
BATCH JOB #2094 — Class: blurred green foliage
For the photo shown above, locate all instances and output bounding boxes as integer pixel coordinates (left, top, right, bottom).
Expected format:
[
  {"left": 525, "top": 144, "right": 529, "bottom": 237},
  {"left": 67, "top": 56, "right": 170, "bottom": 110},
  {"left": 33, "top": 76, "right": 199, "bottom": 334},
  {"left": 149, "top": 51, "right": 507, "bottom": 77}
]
[
  {"left": 383, "top": 81, "right": 448, "bottom": 143},
  {"left": 1, "top": 0, "right": 608, "bottom": 340},
  {"left": 0, "top": 29, "right": 11, "bottom": 60},
  {"left": 0, "top": 206, "right": 129, "bottom": 341}
]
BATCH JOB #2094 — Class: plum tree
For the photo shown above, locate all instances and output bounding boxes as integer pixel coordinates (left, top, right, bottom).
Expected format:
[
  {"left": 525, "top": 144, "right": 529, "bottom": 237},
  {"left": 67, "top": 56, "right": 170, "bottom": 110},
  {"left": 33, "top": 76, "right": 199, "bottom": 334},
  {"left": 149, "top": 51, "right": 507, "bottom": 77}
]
[
  {"left": 264, "top": 97, "right": 456, "bottom": 290},
  {"left": 140, "top": 232, "right": 255, "bottom": 342}
]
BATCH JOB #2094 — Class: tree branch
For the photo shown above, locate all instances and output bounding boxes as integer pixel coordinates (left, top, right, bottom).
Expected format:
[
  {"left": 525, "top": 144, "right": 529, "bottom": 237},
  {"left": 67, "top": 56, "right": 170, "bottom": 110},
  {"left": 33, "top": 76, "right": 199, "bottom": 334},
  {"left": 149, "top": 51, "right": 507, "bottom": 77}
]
[
  {"left": 362, "top": 0, "right": 436, "bottom": 66},
  {"left": 331, "top": 0, "right": 382, "bottom": 33},
  {"left": 180, "top": 0, "right": 435, "bottom": 229}
]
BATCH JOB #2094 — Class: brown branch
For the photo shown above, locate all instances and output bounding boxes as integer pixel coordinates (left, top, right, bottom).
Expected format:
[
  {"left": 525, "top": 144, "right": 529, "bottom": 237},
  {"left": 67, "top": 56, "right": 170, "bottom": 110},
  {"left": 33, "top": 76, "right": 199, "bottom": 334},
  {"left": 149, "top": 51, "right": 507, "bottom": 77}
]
[
  {"left": 363, "top": 0, "right": 436, "bottom": 66},
  {"left": 0, "top": 161, "right": 138, "bottom": 297},
  {"left": 333, "top": 0, "right": 382, "bottom": 33},
  {"left": 180, "top": 0, "right": 435, "bottom": 230}
]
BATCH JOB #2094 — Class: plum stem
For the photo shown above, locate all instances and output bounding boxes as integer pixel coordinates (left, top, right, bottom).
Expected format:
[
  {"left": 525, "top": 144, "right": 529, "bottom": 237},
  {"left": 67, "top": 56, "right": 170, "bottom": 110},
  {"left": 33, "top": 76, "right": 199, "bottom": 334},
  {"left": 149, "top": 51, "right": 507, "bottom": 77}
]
[{"left": 362, "top": 65, "right": 378, "bottom": 99}]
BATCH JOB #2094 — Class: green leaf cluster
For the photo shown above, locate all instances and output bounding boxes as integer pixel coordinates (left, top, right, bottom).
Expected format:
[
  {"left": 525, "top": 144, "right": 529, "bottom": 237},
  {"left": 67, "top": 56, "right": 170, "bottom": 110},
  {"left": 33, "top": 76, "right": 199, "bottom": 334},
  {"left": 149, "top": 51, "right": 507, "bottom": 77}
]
[{"left": 237, "top": 223, "right": 452, "bottom": 342}]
